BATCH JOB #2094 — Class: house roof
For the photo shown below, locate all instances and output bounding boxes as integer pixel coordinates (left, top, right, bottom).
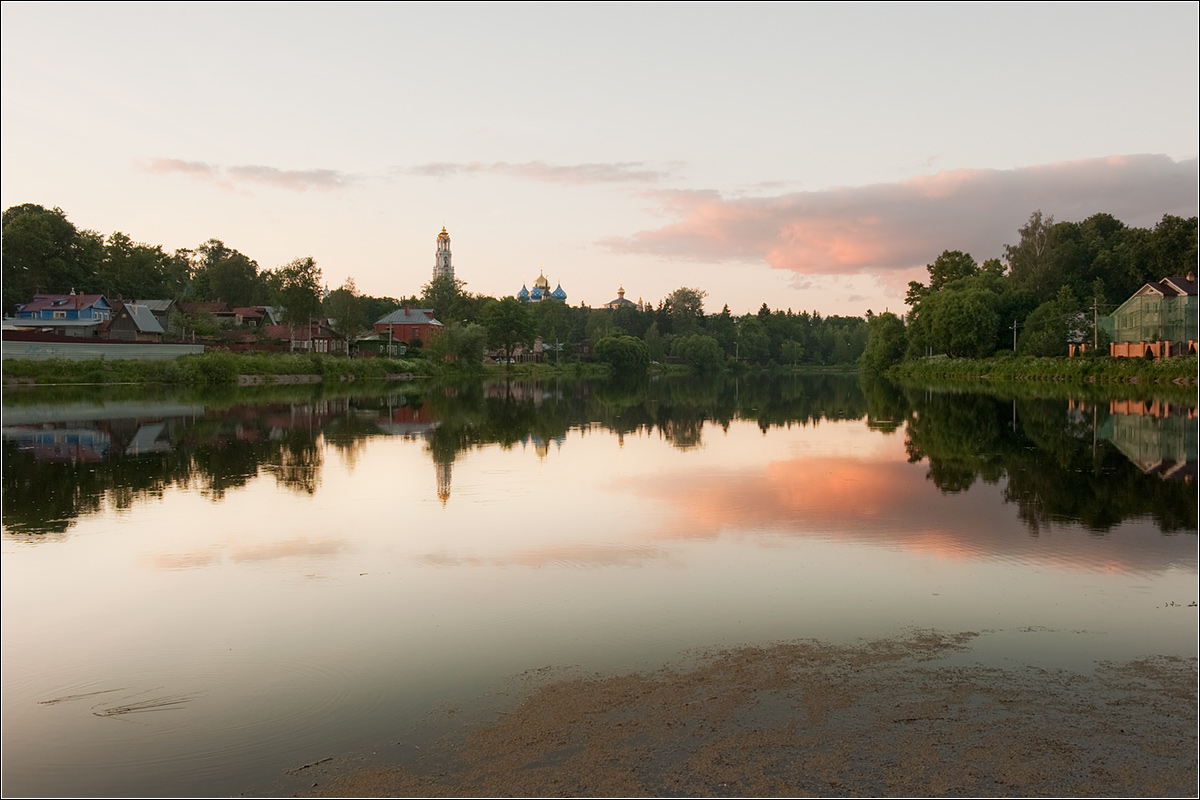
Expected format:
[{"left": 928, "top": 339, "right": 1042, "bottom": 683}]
[
  {"left": 134, "top": 299, "right": 177, "bottom": 313},
  {"left": 121, "top": 304, "right": 165, "bottom": 333},
  {"left": 1157, "top": 274, "right": 1197, "bottom": 297},
  {"left": 1131, "top": 274, "right": 1198, "bottom": 301},
  {"left": 376, "top": 308, "right": 443, "bottom": 326},
  {"left": 179, "top": 301, "right": 231, "bottom": 315},
  {"left": 262, "top": 321, "right": 339, "bottom": 341},
  {"left": 19, "top": 294, "right": 109, "bottom": 313}
]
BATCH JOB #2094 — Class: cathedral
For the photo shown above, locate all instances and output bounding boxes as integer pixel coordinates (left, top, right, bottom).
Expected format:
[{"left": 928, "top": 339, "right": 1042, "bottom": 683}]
[{"left": 517, "top": 270, "right": 567, "bottom": 303}]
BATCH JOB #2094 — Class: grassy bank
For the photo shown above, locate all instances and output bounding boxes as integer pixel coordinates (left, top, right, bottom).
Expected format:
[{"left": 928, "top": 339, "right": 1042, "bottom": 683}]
[
  {"left": 2, "top": 352, "right": 431, "bottom": 386},
  {"left": 888, "top": 353, "right": 1197, "bottom": 387}
]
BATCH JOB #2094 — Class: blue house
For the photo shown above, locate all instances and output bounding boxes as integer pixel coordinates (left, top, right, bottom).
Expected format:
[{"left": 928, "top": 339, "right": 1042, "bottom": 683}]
[{"left": 14, "top": 293, "right": 113, "bottom": 336}]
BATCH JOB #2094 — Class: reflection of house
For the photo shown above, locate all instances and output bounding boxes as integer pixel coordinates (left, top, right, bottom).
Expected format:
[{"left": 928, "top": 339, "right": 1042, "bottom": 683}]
[
  {"left": 1099, "top": 405, "right": 1197, "bottom": 483},
  {"left": 2, "top": 427, "right": 111, "bottom": 463},
  {"left": 1101, "top": 271, "right": 1198, "bottom": 358},
  {"left": 517, "top": 271, "right": 567, "bottom": 303},
  {"left": 374, "top": 307, "right": 444, "bottom": 345}
]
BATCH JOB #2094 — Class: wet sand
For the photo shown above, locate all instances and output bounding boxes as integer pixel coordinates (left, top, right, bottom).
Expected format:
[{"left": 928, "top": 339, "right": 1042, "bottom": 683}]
[{"left": 277, "top": 631, "right": 1197, "bottom": 797}]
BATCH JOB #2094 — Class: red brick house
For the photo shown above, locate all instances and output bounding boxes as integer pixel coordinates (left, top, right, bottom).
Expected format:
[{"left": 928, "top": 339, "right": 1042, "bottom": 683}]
[{"left": 373, "top": 307, "right": 444, "bottom": 345}]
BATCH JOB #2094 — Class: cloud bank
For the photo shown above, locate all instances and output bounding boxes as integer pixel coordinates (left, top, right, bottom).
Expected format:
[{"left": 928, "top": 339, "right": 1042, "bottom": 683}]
[
  {"left": 608, "top": 155, "right": 1199, "bottom": 276},
  {"left": 142, "top": 158, "right": 353, "bottom": 192},
  {"left": 402, "top": 160, "right": 676, "bottom": 184}
]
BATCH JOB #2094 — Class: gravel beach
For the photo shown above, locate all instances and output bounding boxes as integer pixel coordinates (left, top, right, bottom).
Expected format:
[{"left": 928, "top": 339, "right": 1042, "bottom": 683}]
[{"left": 275, "top": 631, "right": 1197, "bottom": 798}]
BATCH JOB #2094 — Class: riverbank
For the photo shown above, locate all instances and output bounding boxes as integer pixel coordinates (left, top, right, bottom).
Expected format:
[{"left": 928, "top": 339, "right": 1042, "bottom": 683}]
[
  {"left": 271, "top": 631, "right": 1197, "bottom": 798},
  {"left": 888, "top": 353, "right": 1198, "bottom": 386}
]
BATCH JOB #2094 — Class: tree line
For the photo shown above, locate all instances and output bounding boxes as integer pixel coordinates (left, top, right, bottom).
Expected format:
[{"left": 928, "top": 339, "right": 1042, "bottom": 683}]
[
  {"left": 4, "top": 203, "right": 1194, "bottom": 372},
  {"left": 861, "top": 211, "right": 1198, "bottom": 372}
]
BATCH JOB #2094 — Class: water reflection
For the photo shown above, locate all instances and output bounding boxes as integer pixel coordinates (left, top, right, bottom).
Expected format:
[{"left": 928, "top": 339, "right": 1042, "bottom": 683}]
[
  {"left": 2, "top": 376, "right": 1195, "bottom": 798},
  {"left": 2, "top": 375, "right": 1196, "bottom": 538}
]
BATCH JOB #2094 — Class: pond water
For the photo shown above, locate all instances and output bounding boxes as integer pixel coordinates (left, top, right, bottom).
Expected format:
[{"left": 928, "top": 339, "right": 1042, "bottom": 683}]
[{"left": 2, "top": 374, "right": 1196, "bottom": 797}]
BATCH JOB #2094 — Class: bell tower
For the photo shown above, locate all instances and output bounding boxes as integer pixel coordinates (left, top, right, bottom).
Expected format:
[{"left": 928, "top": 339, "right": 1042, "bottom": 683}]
[{"left": 433, "top": 227, "right": 453, "bottom": 281}]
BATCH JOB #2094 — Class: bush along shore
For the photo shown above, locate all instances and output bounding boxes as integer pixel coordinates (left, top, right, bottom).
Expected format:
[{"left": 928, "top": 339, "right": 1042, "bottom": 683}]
[{"left": 888, "top": 353, "right": 1198, "bottom": 387}]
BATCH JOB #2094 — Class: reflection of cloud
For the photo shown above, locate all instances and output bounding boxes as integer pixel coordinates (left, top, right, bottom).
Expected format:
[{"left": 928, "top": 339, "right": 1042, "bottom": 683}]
[
  {"left": 624, "top": 453, "right": 1194, "bottom": 574},
  {"left": 142, "top": 537, "right": 350, "bottom": 570},
  {"left": 605, "top": 155, "right": 1198, "bottom": 276},
  {"left": 401, "top": 160, "right": 676, "bottom": 185},
  {"left": 141, "top": 158, "right": 354, "bottom": 192},
  {"left": 417, "top": 542, "right": 670, "bottom": 569}
]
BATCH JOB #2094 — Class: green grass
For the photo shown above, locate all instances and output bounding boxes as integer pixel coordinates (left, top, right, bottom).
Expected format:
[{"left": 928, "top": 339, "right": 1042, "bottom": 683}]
[
  {"left": 2, "top": 352, "right": 431, "bottom": 385},
  {"left": 889, "top": 353, "right": 1197, "bottom": 386}
]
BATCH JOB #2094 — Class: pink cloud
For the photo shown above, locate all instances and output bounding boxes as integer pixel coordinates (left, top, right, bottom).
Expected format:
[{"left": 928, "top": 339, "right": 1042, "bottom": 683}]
[
  {"left": 141, "top": 157, "right": 353, "bottom": 192},
  {"left": 606, "top": 155, "right": 1199, "bottom": 276}
]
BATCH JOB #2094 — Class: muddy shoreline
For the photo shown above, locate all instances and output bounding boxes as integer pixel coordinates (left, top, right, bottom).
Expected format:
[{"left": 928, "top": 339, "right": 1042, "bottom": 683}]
[{"left": 269, "top": 631, "right": 1197, "bottom": 798}]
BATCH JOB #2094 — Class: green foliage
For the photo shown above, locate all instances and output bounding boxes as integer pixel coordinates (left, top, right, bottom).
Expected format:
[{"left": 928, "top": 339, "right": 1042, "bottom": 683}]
[
  {"left": 481, "top": 296, "right": 534, "bottom": 363},
  {"left": 2, "top": 204, "right": 97, "bottom": 313},
  {"left": 420, "top": 273, "right": 470, "bottom": 322},
  {"left": 736, "top": 315, "right": 770, "bottom": 361},
  {"left": 927, "top": 250, "right": 978, "bottom": 291},
  {"left": 324, "top": 277, "right": 366, "bottom": 347},
  {"left": 1018, "top": 286, "right": 1081, "bottom": 357},
  {"left": 593, "top": 334, "right": 650, "bottom": 374},
  {"left": 192, "top": 239, "right": 263, "bottom": 306},
  {"left": 670, "top": 333, "right": 724, "bottom": 371},
  {"left": 659, "top": 287, "right": 707, "bottom": 336},
  {"left": 859, "top": 312, "right": 907, "bottom": 373},
  {"left": 272, "top": 256, "right": 323, "bottom": 329},
  {"left": 429, "top": 321, "right": 487, "bottom": 367}
]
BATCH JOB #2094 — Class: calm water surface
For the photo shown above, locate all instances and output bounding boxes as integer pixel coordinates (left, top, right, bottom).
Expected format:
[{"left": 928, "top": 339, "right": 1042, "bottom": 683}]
[{"left": 2, "top": 375, "right": 1196, "bottom": 796}]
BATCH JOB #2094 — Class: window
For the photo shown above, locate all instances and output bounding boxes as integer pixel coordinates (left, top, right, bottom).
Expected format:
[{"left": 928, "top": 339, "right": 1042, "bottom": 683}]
[{"left": 53, "top": 311, "right": 66, "bottom": 319}]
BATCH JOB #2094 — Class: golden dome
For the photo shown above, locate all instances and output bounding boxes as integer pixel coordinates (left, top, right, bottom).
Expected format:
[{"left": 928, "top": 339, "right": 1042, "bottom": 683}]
[
  {"left": 437, "top": 226, "right": 450, "bottom": 240},
  {"left": 534, "top": 270, "right": 550, "bottom": 289}
]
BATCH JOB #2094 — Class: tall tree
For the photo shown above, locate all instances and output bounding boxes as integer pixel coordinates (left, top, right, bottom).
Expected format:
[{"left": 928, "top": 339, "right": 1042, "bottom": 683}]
[
  {"left": 1005, "top": 210, "right": 1055, "bottom": 293},
  {"left": 273, "top": 257, "right": 323, "bottom": 348},
  {"left": 324, "top": 277, "right": 365, "bottom": 352},
  {"left": 2, "top": 204, "right": 99, "bottom": 312},
  {"left": 421, "top": 273, "right": 469, "bottom": 322},
  {"left": 191, "top": 239, "right": 262, "bottom": 306},
  {"left": 480, "top": 296, "right": 534, "bottom": 364},
  {"left": 663, "top": 287, "right": 707, "bottom": 336}
]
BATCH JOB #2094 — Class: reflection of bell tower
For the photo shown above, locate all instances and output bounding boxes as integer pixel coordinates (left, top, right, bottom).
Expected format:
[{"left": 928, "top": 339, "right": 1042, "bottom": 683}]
[
  {"left": 436, "top": 459, "right": 452, "bottom": 506},
  {"left": 433, "top": 227, "right": 453, "bottom": 281}
]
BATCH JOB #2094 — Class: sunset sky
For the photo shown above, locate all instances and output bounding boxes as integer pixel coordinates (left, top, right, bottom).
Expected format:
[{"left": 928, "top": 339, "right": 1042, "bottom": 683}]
[{"left": 2, "top": 3, "right": 1196, "bottom": 316}]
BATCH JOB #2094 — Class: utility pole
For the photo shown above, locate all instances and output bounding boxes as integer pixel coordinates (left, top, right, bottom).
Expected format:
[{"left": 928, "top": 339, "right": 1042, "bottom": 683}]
[{"left": 1012, "top": 319, "right": 1018, "bottom": 351}]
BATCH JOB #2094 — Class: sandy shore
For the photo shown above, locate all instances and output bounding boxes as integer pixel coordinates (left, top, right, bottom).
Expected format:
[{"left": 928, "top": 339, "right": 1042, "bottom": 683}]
[{"left": 272, "top": 631, "right": 1197, "bottom": 797}]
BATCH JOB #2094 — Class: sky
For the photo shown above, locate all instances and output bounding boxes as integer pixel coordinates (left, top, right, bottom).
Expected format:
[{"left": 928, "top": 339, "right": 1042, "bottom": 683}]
[{"left": 2, "top": 2, "right": 1197, "bottom": 317}]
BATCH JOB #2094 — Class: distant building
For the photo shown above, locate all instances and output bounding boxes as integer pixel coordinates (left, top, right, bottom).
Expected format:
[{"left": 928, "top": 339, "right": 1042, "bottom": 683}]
[
  {"left": 516, "top": 271, "right": 567, "bottom": 303},
  {"left": 1101, "top": 271, "right": 1198, "bottom": 358},
  {"left": 433, "top": 227, "right": 454, "bottom": 282},
  {"left": 605, "top": 285, "right": 645, "bottom": 311},
  {"left": 374, "top": 306, "right": 444, "bottom": 345},
  {"left": 104, "top": 302, "right": 164, "bottom": 342},
  {"left": 12, "top": 292, "right": 112, "bottom": 337}
]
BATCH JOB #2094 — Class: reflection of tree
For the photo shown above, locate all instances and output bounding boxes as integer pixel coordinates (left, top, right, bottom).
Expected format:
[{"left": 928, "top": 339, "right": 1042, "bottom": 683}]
[
  {"left": 902, "top": 386, "right": 1197, "bottom": 533},
  {"left": 5, "top": 377, "right": 1195, "bottom": 537},
  {"left": 264, "top": 428, "right": 323, "bottom": 495},
  {"left": 902, "top": 389, "right": 1011, "bottom": 493}
]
